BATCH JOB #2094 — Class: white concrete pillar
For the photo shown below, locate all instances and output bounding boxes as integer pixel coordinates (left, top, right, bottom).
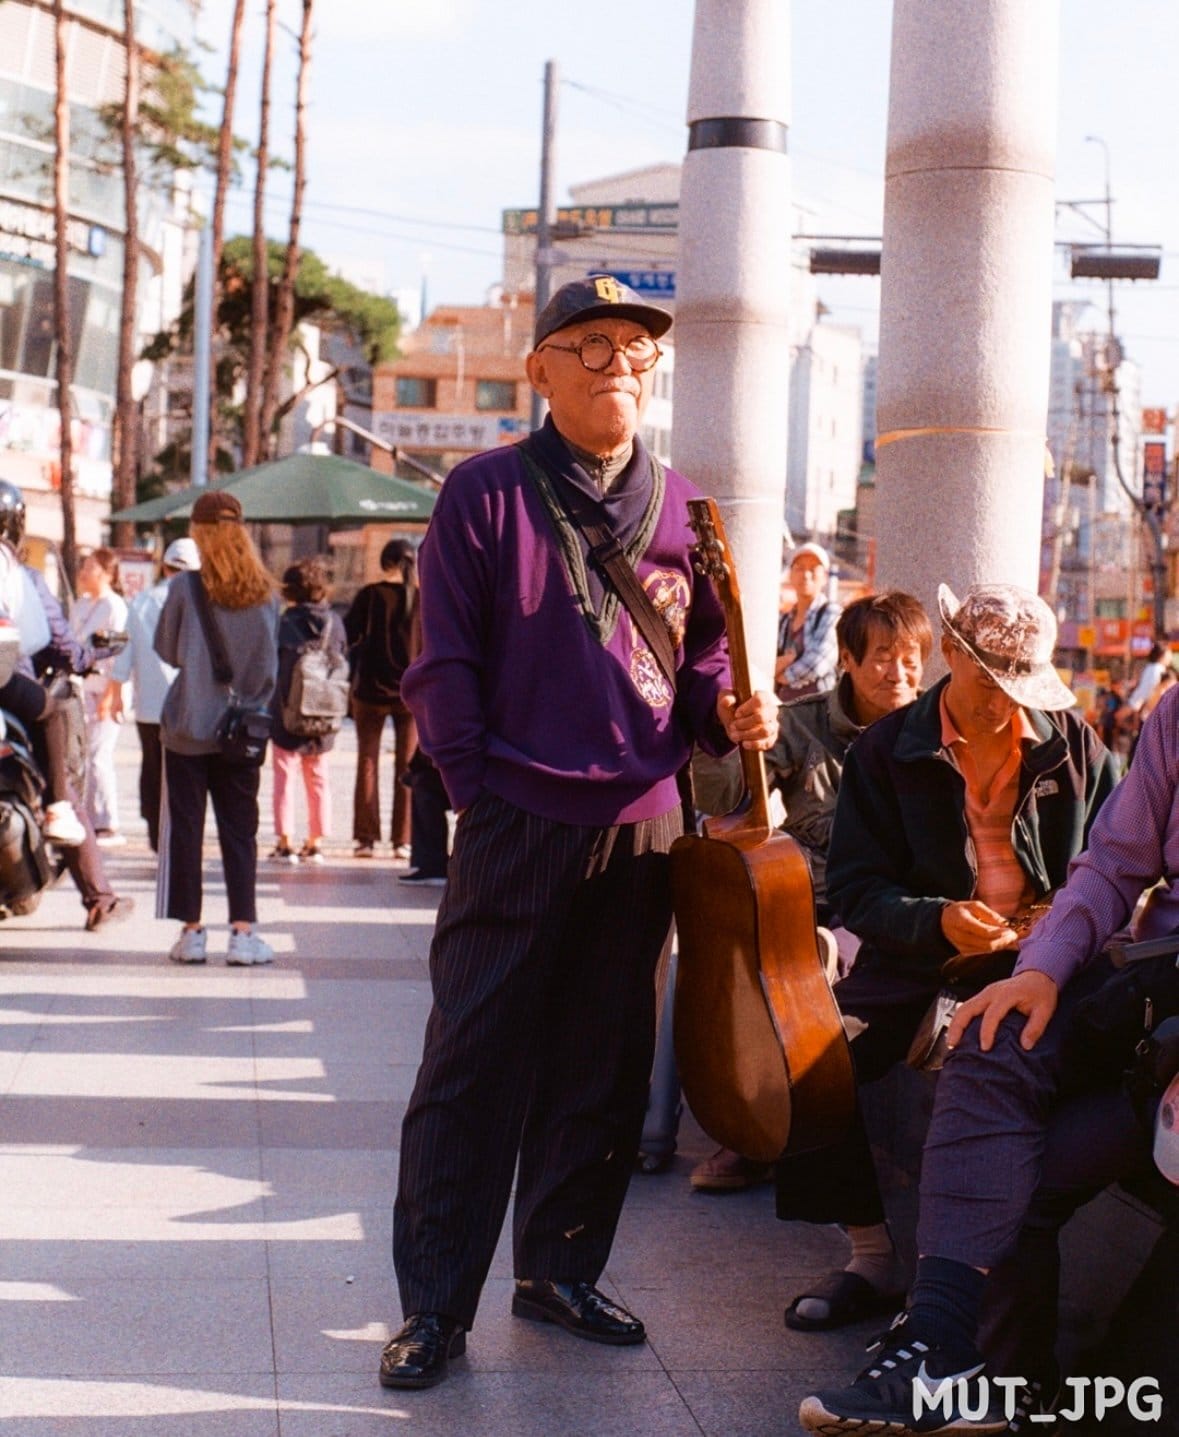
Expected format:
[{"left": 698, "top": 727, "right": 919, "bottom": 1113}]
[
  {"left": 876, "top": 0, "right": 1059, "bottom": 630},
  {"left": 672, "top": 0, "right": 792, "bottom": 685}
]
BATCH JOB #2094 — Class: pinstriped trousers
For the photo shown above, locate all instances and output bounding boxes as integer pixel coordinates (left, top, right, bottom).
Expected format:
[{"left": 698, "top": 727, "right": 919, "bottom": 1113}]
[{"left": 393, "top": 789, "right": 682, "bottom": 1330}]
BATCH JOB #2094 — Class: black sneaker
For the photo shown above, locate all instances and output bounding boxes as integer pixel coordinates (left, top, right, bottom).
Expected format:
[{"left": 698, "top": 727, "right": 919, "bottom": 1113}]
[
  {"left": 1006, "top": 1368, "right": 1061, "bottom": 1435},
  {"left": 799, "top": 1313, "right": 1007, "bottom": 1435},
  {"left": 398, "top": 869, "right": 447, "bottom": 887}
]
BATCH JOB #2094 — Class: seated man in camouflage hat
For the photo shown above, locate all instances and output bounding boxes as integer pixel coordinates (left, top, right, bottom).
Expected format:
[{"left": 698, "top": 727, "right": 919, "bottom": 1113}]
[{"left": 777, "top": 583, "right": 1117, "bottom": 1334}]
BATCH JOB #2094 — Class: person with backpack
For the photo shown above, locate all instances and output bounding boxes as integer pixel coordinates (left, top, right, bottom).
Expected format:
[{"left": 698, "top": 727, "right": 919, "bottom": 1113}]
[
  {"left": 270, "top": 556, "right": 349, "bottom": 863},
  {"left": 344, "top": 539, "right": 418, "bottom": 858},
  {"left": 155, "top": 489, "right": 279, "bottom": 965}
]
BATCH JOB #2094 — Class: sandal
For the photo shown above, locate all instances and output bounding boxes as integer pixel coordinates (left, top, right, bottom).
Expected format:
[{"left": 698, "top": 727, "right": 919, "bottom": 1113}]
[{"left": 784, "top": 1269, "right": 905, "bottom": 1332}]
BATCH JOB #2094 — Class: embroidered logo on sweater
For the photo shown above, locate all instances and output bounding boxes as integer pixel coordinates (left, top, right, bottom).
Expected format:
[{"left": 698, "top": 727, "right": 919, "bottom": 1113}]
[{"left": 626, "top": 569, "right": 688, "bottom": 708}]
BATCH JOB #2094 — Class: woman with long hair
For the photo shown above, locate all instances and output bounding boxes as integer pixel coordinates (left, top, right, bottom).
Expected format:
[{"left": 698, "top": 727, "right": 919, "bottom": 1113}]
[
  {"left": 154, "top": 490, "right": 279, "bottom": 964},
  {"left": 71, "top": 547, "right": 128, "bottom": 842},
  {"left": 269, "top": 556, "right": 347, "bottom": 863},
  {"left": 344, "top": 538, "right": 418, "bottom": 857}
]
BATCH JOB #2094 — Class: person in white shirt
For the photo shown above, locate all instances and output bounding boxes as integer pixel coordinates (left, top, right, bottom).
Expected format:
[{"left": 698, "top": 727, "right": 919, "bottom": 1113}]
[
  {"left": 106, "top": 538, "right": 200, "bottom": 852},
  {"left": 71, "top": 548, "right": 129, "bottom": 843}
]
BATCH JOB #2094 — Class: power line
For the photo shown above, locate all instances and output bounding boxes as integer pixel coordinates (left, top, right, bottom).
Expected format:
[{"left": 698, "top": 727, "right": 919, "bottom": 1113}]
[{"left": 562, "top": 78, "right": 682, "bottom": 137}]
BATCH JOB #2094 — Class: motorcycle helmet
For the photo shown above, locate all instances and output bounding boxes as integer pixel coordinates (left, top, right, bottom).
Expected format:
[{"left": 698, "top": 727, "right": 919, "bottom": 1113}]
[{"left": 0, "top": 480, "right": 26, "bottom": 549}]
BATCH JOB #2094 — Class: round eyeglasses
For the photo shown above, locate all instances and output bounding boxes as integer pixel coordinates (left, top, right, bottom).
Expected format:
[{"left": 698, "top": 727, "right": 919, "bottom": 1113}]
[{"left": 539, "top": 332, "right": 662, "bottom": 373}]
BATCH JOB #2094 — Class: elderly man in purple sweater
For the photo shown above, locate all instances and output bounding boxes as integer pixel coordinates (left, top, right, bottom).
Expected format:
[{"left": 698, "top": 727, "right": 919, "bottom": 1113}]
[
  {"left": 801, "top": 682, "right": 1179, "bottom": 1435},
  {"left": 379, "top": 276, "right": 779, "bottom": 1390}
]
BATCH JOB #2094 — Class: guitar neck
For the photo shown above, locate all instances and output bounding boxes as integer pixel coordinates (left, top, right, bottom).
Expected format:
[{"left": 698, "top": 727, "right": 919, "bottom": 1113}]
[
  {"left": 687, "top": 498, "right": 773, "bottom": 838},
  {"left": 717, "top": 582, "right": 773, "bottom": 837}
]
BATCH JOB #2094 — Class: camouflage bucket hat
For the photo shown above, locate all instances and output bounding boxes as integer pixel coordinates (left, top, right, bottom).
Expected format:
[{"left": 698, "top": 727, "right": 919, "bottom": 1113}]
[{"left": 938, "top": 582, "right": 1076, "bottom": 711}]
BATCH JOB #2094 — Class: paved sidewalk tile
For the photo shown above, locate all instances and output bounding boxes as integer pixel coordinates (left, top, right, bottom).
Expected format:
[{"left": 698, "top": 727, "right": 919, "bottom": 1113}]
[{"left": 0, "top": 726, "right": 866, "bottom": 1436}]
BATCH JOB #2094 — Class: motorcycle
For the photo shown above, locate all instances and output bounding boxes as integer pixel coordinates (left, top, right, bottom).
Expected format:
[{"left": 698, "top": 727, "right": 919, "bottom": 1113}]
[
  {"left": 0, "top": 617, "right": 55, "bottom": 918},
  {"left": 0, "top": 617, "right": 94, "bottom": 919}
]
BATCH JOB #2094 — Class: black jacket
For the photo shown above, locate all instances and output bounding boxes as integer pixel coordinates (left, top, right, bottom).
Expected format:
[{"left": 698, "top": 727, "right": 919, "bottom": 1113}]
[
  {"left": 827, "top": 677, "right": 1120, "bottom": 975},
  {"left": 344, "top": 580, "right": 414, "bottom": 704}
]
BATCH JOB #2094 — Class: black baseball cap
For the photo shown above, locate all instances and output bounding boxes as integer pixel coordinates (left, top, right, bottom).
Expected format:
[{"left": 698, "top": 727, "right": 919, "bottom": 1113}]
[{"left": 533, "top": 275, "right": 673, "bottom": 347}]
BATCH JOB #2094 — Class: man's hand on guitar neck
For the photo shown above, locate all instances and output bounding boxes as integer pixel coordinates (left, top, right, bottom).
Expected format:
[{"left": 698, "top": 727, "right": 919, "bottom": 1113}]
[{"left": 717, "top": 688, "right": 780, "bottom": 750}]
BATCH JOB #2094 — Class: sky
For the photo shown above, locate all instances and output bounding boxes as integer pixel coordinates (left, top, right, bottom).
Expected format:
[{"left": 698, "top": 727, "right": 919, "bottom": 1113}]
[{"left": 191, "top": 0, "right": 1179, "bottom": 410}]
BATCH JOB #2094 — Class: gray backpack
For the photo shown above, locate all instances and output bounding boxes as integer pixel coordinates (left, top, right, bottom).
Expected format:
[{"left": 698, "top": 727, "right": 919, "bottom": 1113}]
[{"left": 281, "top": 622, "right": 350, "bottom": 738}]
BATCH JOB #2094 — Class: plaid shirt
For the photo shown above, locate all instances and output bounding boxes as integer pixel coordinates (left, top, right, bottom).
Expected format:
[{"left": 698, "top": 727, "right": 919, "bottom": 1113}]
[{"left": 778, "top": 598, "right": 841, "bottom": 694}]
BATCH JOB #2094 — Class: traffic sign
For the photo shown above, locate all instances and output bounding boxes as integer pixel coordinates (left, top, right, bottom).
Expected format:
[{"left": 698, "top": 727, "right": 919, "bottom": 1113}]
[{"left": 601, "top": 268, "right": 676, "bottom": 297}]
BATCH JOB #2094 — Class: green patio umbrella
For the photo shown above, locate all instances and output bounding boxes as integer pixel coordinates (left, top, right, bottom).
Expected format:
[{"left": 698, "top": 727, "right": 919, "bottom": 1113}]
[{"left": 109, "top": 453, "right": 436, "bottom": 526}]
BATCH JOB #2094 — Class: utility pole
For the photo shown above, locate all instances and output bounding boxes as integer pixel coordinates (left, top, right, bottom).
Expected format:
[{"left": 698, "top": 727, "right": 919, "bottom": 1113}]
[
  {"left": 190, "top": 224, "right": 213, "bottom": 486},
  {"left": 1070, "top": 135, "right": 1169, "bottom": 640},
  {"left": 530, "top": 59, "right": 558, "bottom": 432}
]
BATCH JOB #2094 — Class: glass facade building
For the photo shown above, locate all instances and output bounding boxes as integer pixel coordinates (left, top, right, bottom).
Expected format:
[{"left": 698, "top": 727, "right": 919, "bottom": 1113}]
[{"left": 0, "top": 0, "right": 196, "bottom": 535}]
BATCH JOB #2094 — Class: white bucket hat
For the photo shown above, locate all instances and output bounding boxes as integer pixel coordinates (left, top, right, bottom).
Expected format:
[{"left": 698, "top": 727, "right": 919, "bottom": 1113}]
[{"left": 938, "top": 582, "right": 1076, "bottom": 711}]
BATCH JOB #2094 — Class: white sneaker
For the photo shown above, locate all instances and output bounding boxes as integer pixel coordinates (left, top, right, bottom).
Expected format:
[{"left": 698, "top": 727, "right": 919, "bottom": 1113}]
[
  {"left": 226, "top": 929, "right": 275, "bottom": 966},
  {"left": 168, "top": 927, "right": 208, "bottom": 964},
  {"left": 44, "top": 801, "right": 86, "bottom": 847}
]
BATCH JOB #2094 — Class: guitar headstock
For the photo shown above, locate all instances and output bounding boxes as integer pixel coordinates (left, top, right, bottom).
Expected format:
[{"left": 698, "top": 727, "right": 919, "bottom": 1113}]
[{"left": 687, "top": 497, "right": 731, "bottom": 590}]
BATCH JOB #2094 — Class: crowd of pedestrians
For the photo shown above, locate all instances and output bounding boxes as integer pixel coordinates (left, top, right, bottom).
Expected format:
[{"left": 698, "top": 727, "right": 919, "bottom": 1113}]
[
  {"left": 0, "top": 481, "right": 436, "bottom": 950},
  {"left": 2, "top": 277, "right": 1176, "bottom": 1434}
]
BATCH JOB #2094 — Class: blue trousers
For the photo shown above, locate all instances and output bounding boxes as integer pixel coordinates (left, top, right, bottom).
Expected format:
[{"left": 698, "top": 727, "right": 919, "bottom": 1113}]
[{"left": 917, "top": 955, "right": 1125, "bottom": 1269}]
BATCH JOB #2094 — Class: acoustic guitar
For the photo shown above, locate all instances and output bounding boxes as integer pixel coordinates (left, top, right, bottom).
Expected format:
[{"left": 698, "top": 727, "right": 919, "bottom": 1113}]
[{"left": 670, "top": 498, "right": 855, "bottom": 1160}]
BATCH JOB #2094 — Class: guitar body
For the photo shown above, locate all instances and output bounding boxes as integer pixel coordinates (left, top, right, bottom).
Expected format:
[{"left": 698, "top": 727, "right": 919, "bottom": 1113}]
[
  {"left": 670, "top": 496, "right": 856, "bottom": 1164},
  {"left": 671, "top": 824, "right": 855, "bottom": 1160}
]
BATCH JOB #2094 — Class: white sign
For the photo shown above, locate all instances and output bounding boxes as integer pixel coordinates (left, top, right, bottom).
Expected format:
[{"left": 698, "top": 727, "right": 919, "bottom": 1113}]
[
  {"left": 373, "top": 412, "right": 529, "bottom": 452},
  {"left": 0, "top": 198, "right": 105, "bottom": 269}
]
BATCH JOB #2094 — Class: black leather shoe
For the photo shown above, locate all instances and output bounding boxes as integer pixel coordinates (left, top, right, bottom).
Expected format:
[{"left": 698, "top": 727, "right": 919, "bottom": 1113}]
[
  {"left": 378, "top": 1312, "right": 466, "bottom": 1389},
  {"left": 511, "top": 1280, "right": 646, "bottom": 1345}
]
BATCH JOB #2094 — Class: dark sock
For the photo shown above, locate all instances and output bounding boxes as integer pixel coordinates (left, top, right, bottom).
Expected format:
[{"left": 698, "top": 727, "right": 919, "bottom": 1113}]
[{"left": 907, "top": 1255, "right": 986, "bottom": 1355}]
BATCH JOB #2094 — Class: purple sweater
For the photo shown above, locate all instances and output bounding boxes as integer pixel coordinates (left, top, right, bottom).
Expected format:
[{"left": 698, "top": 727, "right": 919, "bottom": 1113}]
[
  {"left": 402, "top": 438, "right": 733, "bottom": 824},
  {"left": 1016, "top": 683, "right": 1179, "bottom": 988}
]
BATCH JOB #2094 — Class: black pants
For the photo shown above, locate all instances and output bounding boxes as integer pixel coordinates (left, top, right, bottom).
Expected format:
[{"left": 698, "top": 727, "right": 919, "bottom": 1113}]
[
  {"left": 136, "top": 721, "right": 163, "bottom": 852},
  {"left": 979, "top": 1085, "right": 1152, "bottom": 1383},
  {"left": 159, "top": 748, "right": 260, "bottom": 925},
  {"left": 1, "top": 671, "right": 69, "bottom": 798},
  {"left": 26, "top": 706, "right": 112, "bottom": 914},
  {"left": 775, "top": 958, "right": 942, "bottom": 1228},
  {"left": 393, "top": 790, "right": 681, "bottom": 1330},
  {"left": 405, "top": 752, "right": 449, "bottom": 876}
]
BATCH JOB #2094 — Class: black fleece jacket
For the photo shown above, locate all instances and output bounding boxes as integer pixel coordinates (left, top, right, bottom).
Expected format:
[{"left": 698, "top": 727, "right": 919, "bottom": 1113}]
[{"left": 827, "top": 676, "right": 1120, "bottom": 975}]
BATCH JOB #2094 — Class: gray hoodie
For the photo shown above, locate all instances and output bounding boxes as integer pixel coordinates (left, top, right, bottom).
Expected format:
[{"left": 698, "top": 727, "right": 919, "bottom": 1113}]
[{"left": 155, "top": 570, "right": 279, "bottom": 755}]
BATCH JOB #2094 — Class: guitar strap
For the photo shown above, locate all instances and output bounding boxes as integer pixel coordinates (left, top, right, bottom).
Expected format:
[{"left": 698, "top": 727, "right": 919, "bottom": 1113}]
[{"left": 188, "top": 571, "right": 235, "bottom": 689}]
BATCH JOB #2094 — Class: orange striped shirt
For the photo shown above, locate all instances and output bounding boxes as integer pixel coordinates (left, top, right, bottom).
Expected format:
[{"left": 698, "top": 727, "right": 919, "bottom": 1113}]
[{"left": 939, "top": 694, "right": 1036, "bottom": 919}]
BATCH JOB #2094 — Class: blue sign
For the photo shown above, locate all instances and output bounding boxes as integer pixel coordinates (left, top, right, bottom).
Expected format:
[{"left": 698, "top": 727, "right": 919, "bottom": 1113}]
[{"left": 602, "top": 269, "right": 676, "bottom": 298}]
